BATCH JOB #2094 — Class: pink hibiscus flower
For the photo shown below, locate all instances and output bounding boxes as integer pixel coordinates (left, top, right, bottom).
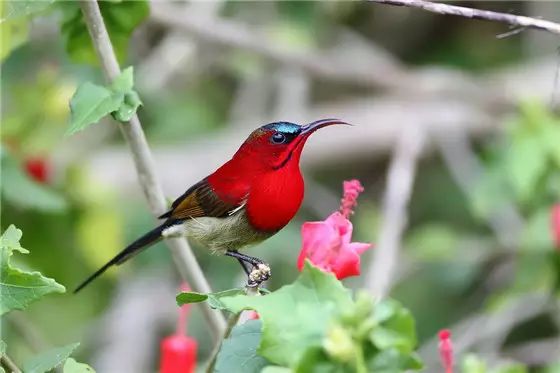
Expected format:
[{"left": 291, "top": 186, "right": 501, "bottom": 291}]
[{"left": 297, "top": 180, "right": 372, "bottom": 279}]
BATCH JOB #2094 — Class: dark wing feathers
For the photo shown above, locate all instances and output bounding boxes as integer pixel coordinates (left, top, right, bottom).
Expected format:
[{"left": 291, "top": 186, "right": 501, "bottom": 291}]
[{"left": 159, "top": 179, "right": 240, "bottom": 221}]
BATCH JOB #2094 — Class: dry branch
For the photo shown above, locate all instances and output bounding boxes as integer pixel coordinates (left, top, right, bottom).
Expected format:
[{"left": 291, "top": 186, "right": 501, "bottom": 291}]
[
  {"left": 369, "top": 0, "right": 560, "bottom": 35},
  {"left": 149, "top": 2, "right": 408, "bottom": 90},
  {"left": 365, "top": 126, "right": 426, "bottom": 298},
  {"left": 79, "top": 0, "right": 226, "bottom": 338}
]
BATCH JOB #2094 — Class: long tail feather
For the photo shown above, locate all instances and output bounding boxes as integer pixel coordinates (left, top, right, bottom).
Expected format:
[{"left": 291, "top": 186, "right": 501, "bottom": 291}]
[{"left": 74, "top": 223, "right": 169, "bottom": 293}]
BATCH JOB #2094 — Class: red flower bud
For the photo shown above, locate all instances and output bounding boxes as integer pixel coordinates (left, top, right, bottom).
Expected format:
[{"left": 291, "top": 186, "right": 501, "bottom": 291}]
[
  {"left": 160, "top": 283, "right": 197, "bottom": 373},
  {"left": 160, "top": 335, "right": 197, "bottom": 373},
  {"left": 551, "top": 204, "right": 560, "bottom": 249},
  {"left": 438, "top": 329, "right": 453, "bottom": 373},
  {"left": 24, "top": 157, "right": 50, "bottom": 184}
]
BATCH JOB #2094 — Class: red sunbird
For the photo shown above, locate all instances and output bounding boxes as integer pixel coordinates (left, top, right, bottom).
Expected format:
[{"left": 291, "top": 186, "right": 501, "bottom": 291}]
[{"left": 75, "top": 119, "right": 348, "bottom": 292}]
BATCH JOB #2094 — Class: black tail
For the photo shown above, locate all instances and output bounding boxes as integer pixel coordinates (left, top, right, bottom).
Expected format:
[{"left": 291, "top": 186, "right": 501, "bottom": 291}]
[{"left": 74, "top": 223, "right": 168, "bottom": 293}]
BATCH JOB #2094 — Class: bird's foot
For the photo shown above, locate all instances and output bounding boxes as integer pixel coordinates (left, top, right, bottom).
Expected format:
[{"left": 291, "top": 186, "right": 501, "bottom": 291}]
[
  {"left": 225, "top": 250, "right": 271, "bottom": 288},
  {"left": 247, "top": 263, "right": 271, "bottom": 288}
]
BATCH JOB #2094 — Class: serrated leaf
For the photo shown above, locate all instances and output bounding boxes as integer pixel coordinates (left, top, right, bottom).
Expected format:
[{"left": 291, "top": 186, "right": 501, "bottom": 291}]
[
  {"left": 60, "top": 1, "right": 148, "bottom": 65},
  {"left": 219, "top": 262, "right": 352, "bottom": 366},
  {"left": 63, "top": 358, "right": 96, "bottom": 373},
  {"left": 1, "top": 150, "right": 67, "bottom": 212},
  {"left": 67, "top": 82, "right": 123, "bottom": 136},
  {"left": 0, "top": 225, "right": 66, "bottom": 315},
  {"left": 215, "top": 320, "right": 269, "bottom": 373},
  {"left": 23, "top": 343, "right": 80, "bottom": 373}
]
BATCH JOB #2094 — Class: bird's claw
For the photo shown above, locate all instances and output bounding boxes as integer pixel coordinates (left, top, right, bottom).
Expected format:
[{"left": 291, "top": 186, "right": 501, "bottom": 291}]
[{"left": 247, "top": 263, "right": 271, "bottom": 287}]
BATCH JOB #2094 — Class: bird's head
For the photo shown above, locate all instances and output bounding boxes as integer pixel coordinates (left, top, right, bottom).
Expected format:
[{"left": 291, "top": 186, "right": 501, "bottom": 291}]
[{"left": 235, "top": 119, "right": 349, "bottom": 170}]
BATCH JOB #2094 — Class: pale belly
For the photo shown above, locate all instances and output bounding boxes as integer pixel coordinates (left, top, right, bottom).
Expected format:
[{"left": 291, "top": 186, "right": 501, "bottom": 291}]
[{"left": 162, "top": 210, "right": 273, "bottom": 253}]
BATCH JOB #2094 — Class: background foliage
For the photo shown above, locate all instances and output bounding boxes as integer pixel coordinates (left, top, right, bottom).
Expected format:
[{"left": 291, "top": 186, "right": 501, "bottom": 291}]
[{"left": 1, "top": 0, "right": 559, "bottom": 372}]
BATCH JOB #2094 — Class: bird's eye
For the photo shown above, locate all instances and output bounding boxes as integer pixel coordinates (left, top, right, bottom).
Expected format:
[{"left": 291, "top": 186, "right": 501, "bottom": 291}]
[{"left": 270, "top": 132, "right": 286, "bottom": 144}]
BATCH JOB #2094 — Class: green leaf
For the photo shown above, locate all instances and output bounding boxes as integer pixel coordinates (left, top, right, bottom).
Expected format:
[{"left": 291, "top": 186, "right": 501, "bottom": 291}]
[
  {"left": 60, "top": 1, "right": 148, "bottom": 65},
  {"left": 68, "top": 68, "right": 142, "bottom": 133},
  {"left": 260, "top": 367, "right": 292, "bottom": 373},
  {"left": 0, "top": 340, "right": 6, "bottom": 354},
  {"left": 367, "top": 349, "right": 423, "bottom": 373},
  {"left": 0, "top": 0, "right": 56, "bottom": 60},
  {"left": 462, "top": 354, "right": 487, "bottom": 373},
  {"left": 111, "top": 90, "right": 142, "bottom": 122},
  {"left": 176, "top": 289, "right": 246, "bottom": 310},
  {"left": 370, "top": 300, "right": 417, "bottom": 353},
  {"left": 505, "top": 134, "right": 548, "bottom": 203},
  {"left": 294, "top": 346, "right": 344, "bottom": 373},
  {"left": 493, "top": 364, "right": 527, "bottom": 373},
  {"left": 1, "top": 0, "right": 54, "bottom": 21},
  {"left": 111, "top": 66, "right": 134, "bottom": 92},
  {"left": 1, "top": 150, "right": 67, "bottom": 212},
  {"left": 219, "top": 262, "right": 352, "bottom": 366},
  {"left": 63, "top": 358, "right": 96, "bottom": 373},
  {"left": 23, "top": 343, "right": 80, "bottom": 373},
  {"left": 469, "top": 166, "right": 510, "bottom": 220},
  {"left": 208, "top": 289, "right": 248, "bottom": 310},
  {"left": 110, "top": 67, "right": 142, "bottom": 122},
  {"left": 521, "top": 207, "right": 554, "bottom": 251},
  {"left": 215, "top": 320, "right": 270, "bottom": 373},
  {"left": 0, "top": 5, "right": 29, "bottom": 61},
  {"left": 0, "top": 225, "right": 66, "bottom": 315},
  {"left": 67, "top": 82, "right": 123, "bottom": 136},
  {"left": 176, "top": 291, "right": 208, "bottom": 305}
]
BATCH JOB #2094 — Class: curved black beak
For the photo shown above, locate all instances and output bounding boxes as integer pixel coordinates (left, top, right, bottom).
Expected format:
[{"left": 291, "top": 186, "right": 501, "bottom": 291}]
[{"left": 300, "top": 118, "right": 350, "bottom": 135}]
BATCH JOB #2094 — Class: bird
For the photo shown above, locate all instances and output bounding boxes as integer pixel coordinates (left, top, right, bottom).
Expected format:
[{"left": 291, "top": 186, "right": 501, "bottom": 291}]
[{"left": 74, "top": 119, "right": 348, "bottom": 293}]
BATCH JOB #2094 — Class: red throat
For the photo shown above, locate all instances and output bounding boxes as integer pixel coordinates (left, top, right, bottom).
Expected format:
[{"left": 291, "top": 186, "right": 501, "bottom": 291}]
[{"left": 245, "top": 160, "right": 304, "bottom": 232}]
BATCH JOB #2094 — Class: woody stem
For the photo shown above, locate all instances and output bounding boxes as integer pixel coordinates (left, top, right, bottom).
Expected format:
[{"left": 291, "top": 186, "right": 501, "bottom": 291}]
[{"left": 79, "top": 0, "right": 226, "bottom": 339}]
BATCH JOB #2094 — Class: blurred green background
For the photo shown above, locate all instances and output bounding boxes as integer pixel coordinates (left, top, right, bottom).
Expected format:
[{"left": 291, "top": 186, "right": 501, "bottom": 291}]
[{"left": 1, "top": 1, "right": 559, "bottom": 372}]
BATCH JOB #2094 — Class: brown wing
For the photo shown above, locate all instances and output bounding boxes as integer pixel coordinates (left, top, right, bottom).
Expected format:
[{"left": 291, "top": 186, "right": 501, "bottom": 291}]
[{"left": 159, "top": 179, "right": 242, "bottom": 221}]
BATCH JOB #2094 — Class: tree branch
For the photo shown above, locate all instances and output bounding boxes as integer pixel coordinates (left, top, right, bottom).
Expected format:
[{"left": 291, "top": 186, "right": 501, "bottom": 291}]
[
  {"left": 205, "top": 286, "right": 260, "bottom": 373},
  {"left": 369, "top": 0, "right": 560, "bottom": 35},
  {"left": 365, "top": 126, "right": 426, "bottom": 298},
  {"left": 149, "top": 2, "right": 408, "bottom": 90},
  {"left": 1, "top": 353, "right": 22, "bottom": 373},
  {"left": 78, "top": 0, "right": 226, "bottom": 338}
]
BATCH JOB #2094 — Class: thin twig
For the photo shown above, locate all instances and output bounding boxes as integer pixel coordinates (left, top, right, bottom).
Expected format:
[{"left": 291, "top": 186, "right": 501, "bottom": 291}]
[
  {"left": 149, "top": 3, "right": 408, "bottom": 90},
  {"left": 206, "top": 286, "right": 260, "bottom": 373},
  {"left": 205, "top": 312, "right": 241, "bottom": 373},
  {"left": 369, "top": 0, "right": 560, "bottom": 35},
  {"left": 1, "top": 353, "right": 22, "bottom": 373},
  {"left": 365, "top": 126, "right": 425, "bottom": 298},
  {"left": 78, "top": 0, "right": 226, "bottom": 338}
]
